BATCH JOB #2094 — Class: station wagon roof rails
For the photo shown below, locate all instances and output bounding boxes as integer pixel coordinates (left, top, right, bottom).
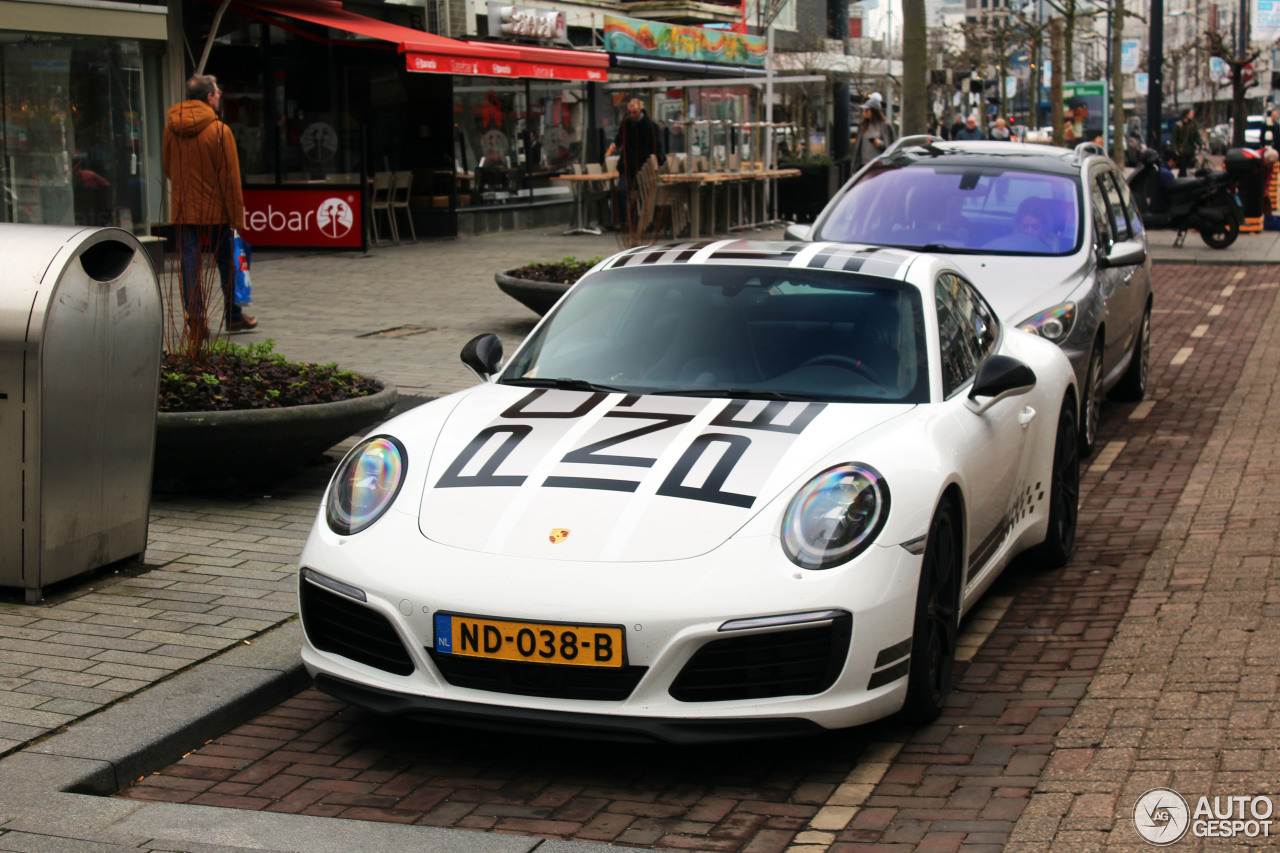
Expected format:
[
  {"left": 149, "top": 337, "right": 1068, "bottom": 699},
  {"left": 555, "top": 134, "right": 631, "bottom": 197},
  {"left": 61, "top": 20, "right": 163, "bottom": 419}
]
[{"left": 883, "top": 134, "right": 944, "bottom": 158}]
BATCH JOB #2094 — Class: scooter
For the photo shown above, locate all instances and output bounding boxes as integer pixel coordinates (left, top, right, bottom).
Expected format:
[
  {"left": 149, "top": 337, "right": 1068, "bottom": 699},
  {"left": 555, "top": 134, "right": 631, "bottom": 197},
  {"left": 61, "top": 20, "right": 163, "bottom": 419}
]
[{"left": 1126, "top": 148, "right": 1245, "bottom": 249}]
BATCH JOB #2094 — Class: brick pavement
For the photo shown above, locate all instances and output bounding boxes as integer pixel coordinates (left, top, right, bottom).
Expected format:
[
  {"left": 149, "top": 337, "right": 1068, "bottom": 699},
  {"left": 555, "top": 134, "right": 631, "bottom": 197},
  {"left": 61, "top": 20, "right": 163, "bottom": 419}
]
[{"left": 108, "top": 260, "right": 1280, "bottom": 853}]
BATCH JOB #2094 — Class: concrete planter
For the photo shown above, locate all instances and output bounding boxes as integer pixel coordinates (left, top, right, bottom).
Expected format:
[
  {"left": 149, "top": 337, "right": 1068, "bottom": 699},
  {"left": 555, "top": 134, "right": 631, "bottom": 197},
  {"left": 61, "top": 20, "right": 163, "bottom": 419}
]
[
  {"left": 495, "top": 269, "right": 571, "bottom": 316},
  {"left": 154, "top": 377, "right": 398, "bottom": 491}
]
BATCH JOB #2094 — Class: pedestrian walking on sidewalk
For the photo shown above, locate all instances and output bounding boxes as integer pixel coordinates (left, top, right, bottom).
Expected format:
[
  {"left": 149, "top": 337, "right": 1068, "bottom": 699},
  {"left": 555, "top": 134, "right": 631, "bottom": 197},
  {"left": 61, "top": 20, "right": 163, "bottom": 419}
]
[
  {"left": 851, "top": 96, "right": 897, "bottom": 171},
  {"left": 163, "top": 73, "right": 258, "bottom": 344},
  {"left": 606, "top": 97, "right": 665, "bottom": 231},
  {"left": 1171, "top": 107, "right": 1201, "bottom": 177}
]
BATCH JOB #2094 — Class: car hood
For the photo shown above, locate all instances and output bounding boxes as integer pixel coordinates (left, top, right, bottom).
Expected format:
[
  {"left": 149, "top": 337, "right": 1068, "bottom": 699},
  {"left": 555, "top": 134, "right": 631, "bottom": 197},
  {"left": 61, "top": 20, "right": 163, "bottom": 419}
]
[
  {"left": 939, "top": 252, "right": 1092, "bottom": 324},
  {"left": 417, "top": 386, "right": 913, "bottom": 562}
]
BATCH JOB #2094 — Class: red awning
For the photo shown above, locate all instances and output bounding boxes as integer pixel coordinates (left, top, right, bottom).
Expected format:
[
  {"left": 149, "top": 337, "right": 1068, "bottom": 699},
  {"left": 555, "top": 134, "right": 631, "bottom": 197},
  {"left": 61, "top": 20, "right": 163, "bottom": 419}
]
[{"left": 239, "top": 0, "right": 606, "bottom": 82}]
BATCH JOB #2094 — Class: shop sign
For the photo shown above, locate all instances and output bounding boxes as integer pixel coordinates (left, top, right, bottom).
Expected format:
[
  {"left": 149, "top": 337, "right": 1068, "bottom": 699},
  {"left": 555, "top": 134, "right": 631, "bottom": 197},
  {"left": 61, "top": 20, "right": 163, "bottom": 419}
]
[
  {"left": 242, "top": 187, "right": 363, "bottom": 249},
  {"left": 604, "top": 14, "right": 767, "bottom": 68},
  {"left": 406, "top": 52, "right": 605, "bottom": 81},
  {"left": 487, "top": 3, "right": 568, "bottom": 43}
]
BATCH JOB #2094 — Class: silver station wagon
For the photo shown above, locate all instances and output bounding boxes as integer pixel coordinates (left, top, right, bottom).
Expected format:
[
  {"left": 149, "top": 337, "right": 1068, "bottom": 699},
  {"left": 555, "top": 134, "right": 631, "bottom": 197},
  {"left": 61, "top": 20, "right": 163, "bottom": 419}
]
[{"left": 787, "top": 138, "right": 1152, "bottom": 455}]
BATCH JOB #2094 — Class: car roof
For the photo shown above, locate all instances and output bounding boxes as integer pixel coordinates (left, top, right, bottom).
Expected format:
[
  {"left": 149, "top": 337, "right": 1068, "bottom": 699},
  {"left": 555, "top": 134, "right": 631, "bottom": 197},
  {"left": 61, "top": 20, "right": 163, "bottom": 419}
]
[
  {"left": 597, "top": 240, "right": 927, "bottom": 282},
  {"left": 877, "top": 137, "right": 1100, "bottom": 178}
]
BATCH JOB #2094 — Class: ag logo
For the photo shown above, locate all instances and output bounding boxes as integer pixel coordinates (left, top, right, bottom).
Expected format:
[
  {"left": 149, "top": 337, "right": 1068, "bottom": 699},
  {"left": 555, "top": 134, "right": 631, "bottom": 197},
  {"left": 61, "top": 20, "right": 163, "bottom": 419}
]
[
  {"left": 549, "top": 528, "right": 570, "bottom": 544},
  {"left": 1134, "top": 787, "right": 1190, "bottom": 845},
  {"left": 316, "top": 197, "right": 354, "bottom": 239}
]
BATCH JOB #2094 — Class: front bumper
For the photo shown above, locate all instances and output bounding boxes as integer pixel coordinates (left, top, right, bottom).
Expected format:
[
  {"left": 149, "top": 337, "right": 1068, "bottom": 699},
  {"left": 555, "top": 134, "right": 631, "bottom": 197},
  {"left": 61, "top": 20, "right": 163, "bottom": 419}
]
[{"left": 297, "top": 508, "right": 923, "bottom": 738}]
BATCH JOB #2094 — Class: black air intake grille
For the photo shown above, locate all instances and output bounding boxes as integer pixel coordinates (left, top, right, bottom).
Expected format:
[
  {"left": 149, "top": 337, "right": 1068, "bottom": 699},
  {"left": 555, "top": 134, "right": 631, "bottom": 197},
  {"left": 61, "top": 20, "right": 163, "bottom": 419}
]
[
  {"left": 300, "top": 579, "right": 415, "bottom": 676},
  {"left": 669, "top": 616, "right": 852, "bottom": 702},
  {"left": 427, "top": 651, "right": 647, "bottom": 701}
]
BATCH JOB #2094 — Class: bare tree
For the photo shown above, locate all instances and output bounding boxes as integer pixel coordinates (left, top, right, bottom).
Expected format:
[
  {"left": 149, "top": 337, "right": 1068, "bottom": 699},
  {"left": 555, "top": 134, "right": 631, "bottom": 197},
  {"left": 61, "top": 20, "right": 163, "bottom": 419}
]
[{"left": 1205, "top": 29, "right": 1262, "bottom": 147}]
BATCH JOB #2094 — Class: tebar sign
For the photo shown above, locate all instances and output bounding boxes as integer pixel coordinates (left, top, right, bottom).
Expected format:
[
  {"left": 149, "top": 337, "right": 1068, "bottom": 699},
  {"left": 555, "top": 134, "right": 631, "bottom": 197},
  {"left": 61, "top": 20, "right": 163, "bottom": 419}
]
[{"left": 242, "top": 187, "right": 364, "bottom": 249}]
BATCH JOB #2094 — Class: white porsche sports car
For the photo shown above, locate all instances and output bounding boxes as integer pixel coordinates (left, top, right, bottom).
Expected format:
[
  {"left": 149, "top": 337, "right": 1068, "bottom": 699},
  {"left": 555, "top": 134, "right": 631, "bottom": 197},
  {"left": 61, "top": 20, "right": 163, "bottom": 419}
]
[{"left": 298, "top": 241, "right": 1080, "bottom": 743}]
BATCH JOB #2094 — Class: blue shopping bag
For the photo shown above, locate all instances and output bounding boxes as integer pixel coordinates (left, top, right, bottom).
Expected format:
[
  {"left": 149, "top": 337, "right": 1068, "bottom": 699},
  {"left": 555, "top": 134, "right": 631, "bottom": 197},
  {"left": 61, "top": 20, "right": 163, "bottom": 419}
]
[{"left": 232, "top": 232, "right": 252, "bottom": 304}]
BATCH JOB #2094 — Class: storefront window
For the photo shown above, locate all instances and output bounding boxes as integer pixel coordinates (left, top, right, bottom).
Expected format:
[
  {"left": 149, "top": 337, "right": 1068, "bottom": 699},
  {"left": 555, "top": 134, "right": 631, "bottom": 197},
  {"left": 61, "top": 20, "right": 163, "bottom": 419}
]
[
  {"left": 1, "top": 35, "right": 149, "bottom": 231},
  {"left": 456, "top": 76, "right": 586, "bottom": 204}
]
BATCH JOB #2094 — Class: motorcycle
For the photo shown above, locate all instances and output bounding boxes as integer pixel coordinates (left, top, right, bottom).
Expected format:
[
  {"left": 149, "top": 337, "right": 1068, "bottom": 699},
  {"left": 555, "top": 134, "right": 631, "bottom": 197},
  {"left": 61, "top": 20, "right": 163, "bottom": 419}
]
[{"left": 1126, "top": 148, "right": 1245, "bottom": 249}]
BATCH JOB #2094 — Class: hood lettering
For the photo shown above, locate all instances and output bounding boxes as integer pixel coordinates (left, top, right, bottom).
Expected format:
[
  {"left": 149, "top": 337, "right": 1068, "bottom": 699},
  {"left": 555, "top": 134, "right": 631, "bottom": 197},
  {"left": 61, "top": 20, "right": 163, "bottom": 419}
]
[{"left": 435, "top": 392, "right": 827, "bottom": 509}]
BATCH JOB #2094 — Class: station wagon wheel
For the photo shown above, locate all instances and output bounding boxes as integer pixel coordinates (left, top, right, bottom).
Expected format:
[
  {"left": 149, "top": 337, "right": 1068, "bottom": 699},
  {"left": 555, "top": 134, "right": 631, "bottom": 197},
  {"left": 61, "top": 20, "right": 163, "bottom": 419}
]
[
  {"left": 1035, "top": 398, "right": 1080, "bottom": 568},
  {"left": 902, "top": 500, "right": 961, "bottom": 724},
  {"left": 1111, "top": 304, "right": 1150, "bottom": 402},
  {"left": 1079, "top": 338, "right": 1104, "bottom": 457}
]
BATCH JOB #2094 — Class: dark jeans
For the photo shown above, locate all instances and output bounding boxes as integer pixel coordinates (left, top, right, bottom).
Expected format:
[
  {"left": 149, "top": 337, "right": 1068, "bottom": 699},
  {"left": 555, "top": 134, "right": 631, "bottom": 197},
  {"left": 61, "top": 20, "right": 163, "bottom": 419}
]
[
  {"left": 177, "top": 224, "right": 245, "bottom": 328},
  {"left": 615, "top": 171, "right": 637, "bottom": 229}
]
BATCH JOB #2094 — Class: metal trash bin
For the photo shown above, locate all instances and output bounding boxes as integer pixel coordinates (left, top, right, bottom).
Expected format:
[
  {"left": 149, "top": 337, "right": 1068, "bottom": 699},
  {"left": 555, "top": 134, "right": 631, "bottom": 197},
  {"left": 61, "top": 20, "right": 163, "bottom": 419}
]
[{"left": 0, "top": 225, "right": 162, "bottom": 602}]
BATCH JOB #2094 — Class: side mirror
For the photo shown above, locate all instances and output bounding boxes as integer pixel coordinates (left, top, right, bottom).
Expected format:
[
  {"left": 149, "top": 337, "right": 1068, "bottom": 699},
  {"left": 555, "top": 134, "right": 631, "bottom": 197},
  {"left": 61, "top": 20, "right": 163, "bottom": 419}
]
[
  {"left": 966, "top": 354, "right": 1036, "bottom": 414},
  {"left": 1099, "top": 239, "right": 1147, "bottom": 269},
  {"left": 461, "top": 333, "right": 503, "bottom": 382},
  {"left": 783, "top": 223, "right": 812, "bottom": 241}
]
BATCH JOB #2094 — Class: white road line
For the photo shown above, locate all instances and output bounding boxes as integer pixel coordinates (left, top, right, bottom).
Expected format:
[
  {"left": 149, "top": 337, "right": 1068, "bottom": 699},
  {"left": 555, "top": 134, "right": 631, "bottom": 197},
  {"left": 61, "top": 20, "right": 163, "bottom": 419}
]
[
  {"left": 1088, "top": 440, "right": 1127, "bottom": 474},
  {"left": 1129, "top": 401, "right": 1157, "bottom": 420},
  {"left": 790, "top": 741, "right": 908, "bottom": 851},
  {"left": 1191, "top": 324, "right": 1209, "bottom": 338},
  {"left": 1208, "top": 305, "right": 1224, "bottom": 317},
  {"left": 1232, "top": 270, "right": 1245, "bottom": 281},
  {"left": 956, "top": 595, "right": 1014, "bottom": 662},
  {"left": 1221, "top": 285, "right": 1236, "bottom": 297},
  {"left": 1171, "top": 347, "right": 1194, "bottom": 365}
]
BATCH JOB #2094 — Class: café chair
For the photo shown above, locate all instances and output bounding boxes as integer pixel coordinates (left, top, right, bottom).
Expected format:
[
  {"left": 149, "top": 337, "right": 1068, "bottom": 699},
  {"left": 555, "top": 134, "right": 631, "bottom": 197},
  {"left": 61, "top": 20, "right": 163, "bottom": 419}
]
[
  {"left": 391, "top": 170, "right": 417, "bottom": 243},
  {"left": 370, "top": 171, "right": 397, "bottom": 246}
]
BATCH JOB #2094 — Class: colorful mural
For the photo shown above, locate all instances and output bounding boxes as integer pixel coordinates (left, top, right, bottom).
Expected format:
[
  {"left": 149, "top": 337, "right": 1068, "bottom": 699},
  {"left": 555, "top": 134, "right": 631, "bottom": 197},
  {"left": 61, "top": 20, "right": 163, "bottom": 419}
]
[{"left": 603, "top": 15, "right": 767, "bottom": 68}]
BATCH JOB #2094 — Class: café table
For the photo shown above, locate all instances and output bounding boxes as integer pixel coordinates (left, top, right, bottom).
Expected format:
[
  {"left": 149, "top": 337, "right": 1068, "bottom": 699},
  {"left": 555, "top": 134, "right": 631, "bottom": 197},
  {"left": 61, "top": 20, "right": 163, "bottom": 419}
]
[{"left": 550, "top": 171, "right": 617, "bottom": 235}]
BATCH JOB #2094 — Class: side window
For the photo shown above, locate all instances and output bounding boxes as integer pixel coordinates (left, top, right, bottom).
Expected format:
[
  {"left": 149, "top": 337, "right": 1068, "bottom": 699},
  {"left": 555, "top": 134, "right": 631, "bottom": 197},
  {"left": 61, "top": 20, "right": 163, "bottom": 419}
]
[
  {"left": 936, "top": 273, "right": 998, "bottom": 397},
  {"left": 1115, "top": 173, "right": 1145, "bottom": 236},
  {"left": 1101, "top": 172, "right": 1132, "bottom": 240},
  {"left": 1090, "top": 177, "right": 1113, "bottom": 251}
]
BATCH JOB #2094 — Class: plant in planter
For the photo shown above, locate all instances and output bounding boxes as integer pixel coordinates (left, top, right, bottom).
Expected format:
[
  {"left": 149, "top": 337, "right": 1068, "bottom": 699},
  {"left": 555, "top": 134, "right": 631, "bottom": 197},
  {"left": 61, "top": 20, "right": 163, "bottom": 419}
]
[
  {"left": 155, "top": 337, "right": 397, "bottom": 490},
  {"left": 495, "top": 255, "right": 602, "bottom": 316}
]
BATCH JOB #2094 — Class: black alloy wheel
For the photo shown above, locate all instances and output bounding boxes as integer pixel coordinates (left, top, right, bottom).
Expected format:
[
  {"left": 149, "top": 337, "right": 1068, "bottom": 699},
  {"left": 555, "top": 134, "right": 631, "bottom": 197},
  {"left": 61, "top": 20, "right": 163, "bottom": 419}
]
[
  {"left": 1034, "top": 397, "right": 1080, "bottom": 568},
  {"left": 902, "top": 500, "right": 961, "bottom": 724}
]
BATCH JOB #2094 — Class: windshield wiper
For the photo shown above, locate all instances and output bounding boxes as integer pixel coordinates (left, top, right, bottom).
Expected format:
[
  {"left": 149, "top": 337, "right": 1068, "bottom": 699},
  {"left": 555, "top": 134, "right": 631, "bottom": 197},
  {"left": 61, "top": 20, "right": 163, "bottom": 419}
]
[
  {"left": 502, "top": 377, "right": 631, "bottom": 394},
  {"left": 654, "top": 388, "right": 828, "bottom": 402},
  {"left": 917, "top": 243, "right": 985, "bottom": 254}
]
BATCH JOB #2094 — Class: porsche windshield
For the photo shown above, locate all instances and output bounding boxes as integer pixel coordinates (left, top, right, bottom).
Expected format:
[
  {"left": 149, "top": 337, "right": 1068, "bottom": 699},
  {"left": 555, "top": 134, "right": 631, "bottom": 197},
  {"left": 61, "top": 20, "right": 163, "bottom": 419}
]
[
  {"left": 816, "top": 163, "right": 1082, "bottom": 255},
  {"left": 500, "top": 265, "right": 929, "bottom": 404}
]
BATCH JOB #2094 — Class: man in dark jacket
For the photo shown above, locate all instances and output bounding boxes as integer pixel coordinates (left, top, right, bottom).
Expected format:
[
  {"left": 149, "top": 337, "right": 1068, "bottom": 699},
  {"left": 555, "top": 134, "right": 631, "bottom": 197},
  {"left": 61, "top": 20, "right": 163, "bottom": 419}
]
[
  {"left": 605, "top": 98, "right": 664, "bottom": 229},
  {"left": 163, "top": 73, "right": 256, "bottom": 341}
]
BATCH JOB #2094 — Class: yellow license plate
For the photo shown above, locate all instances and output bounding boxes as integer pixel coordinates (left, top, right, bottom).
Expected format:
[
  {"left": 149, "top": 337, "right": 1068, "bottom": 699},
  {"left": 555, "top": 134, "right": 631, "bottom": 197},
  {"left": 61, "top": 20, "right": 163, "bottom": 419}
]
[{"left": 433, "top": 613, "right": 625, "bottom": 668}]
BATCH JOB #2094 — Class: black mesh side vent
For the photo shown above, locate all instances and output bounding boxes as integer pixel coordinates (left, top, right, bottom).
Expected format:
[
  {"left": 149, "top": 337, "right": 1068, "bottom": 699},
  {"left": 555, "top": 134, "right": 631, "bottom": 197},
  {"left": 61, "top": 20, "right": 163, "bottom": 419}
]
[
  {"left": 427, "top": 650, "right": 647, "bottom": 701},
  {"left": 669, "top": 616, "right": 852, "bottom": 703},
  {"left": 300, "top": 579, "right": 415, "bottom": 676}
]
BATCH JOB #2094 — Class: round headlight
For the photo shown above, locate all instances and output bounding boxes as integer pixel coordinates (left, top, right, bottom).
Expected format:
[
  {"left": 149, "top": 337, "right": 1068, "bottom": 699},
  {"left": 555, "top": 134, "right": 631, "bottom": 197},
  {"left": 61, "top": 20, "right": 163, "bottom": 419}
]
[
  {"left": 326, "top": 436, "right": 407, "bottom": 535},
  {"left": 781, "top": 464, "right": 889, "bottom": 569}
]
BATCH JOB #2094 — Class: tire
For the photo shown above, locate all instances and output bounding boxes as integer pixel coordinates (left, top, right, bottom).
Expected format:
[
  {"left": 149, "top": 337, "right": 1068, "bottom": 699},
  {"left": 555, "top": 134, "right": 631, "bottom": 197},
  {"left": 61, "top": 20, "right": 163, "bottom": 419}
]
[
  {"left": 1111, "top": 304, "right": 1150, "bottom": 402},
  {"left": 1079, "top": 338, "right": 1104, "bottom": 457},
  {"left": 901, "top": 500, "right": 962, "bottom": 724},
  {"left": 1034, "top": 398, "right": 1080, "bottom": 568},
  {"left": 1200, "top": 217, "right": 1239, "bottom": 249}
]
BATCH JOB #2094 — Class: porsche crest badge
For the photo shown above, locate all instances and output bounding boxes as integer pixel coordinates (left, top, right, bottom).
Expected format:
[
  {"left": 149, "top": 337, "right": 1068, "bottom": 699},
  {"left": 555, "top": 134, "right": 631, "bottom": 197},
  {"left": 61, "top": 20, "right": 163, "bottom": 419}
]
[{"left": 549, "top": 529, "right": 571, "bottom": 544}]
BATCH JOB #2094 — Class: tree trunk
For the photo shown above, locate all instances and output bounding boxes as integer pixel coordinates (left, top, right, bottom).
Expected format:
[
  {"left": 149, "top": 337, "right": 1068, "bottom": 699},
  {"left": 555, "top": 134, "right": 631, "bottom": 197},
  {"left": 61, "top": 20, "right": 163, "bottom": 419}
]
[
  {"left": 1052, "top": 18, "right": 1065, "bottom": 147},
  {"left": 1111, "top": 0, "right": 1125, "bottom": 163},
  {"left": 902, "top": 0, "right": 928, "bottom": 135}
]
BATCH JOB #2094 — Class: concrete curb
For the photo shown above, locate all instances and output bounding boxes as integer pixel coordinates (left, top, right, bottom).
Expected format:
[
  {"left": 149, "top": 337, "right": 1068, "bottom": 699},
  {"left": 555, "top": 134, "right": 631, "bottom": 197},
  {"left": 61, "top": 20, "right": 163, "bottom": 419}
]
[{"left": 0, "top": 620, "right": 627, "bottom": 852}]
